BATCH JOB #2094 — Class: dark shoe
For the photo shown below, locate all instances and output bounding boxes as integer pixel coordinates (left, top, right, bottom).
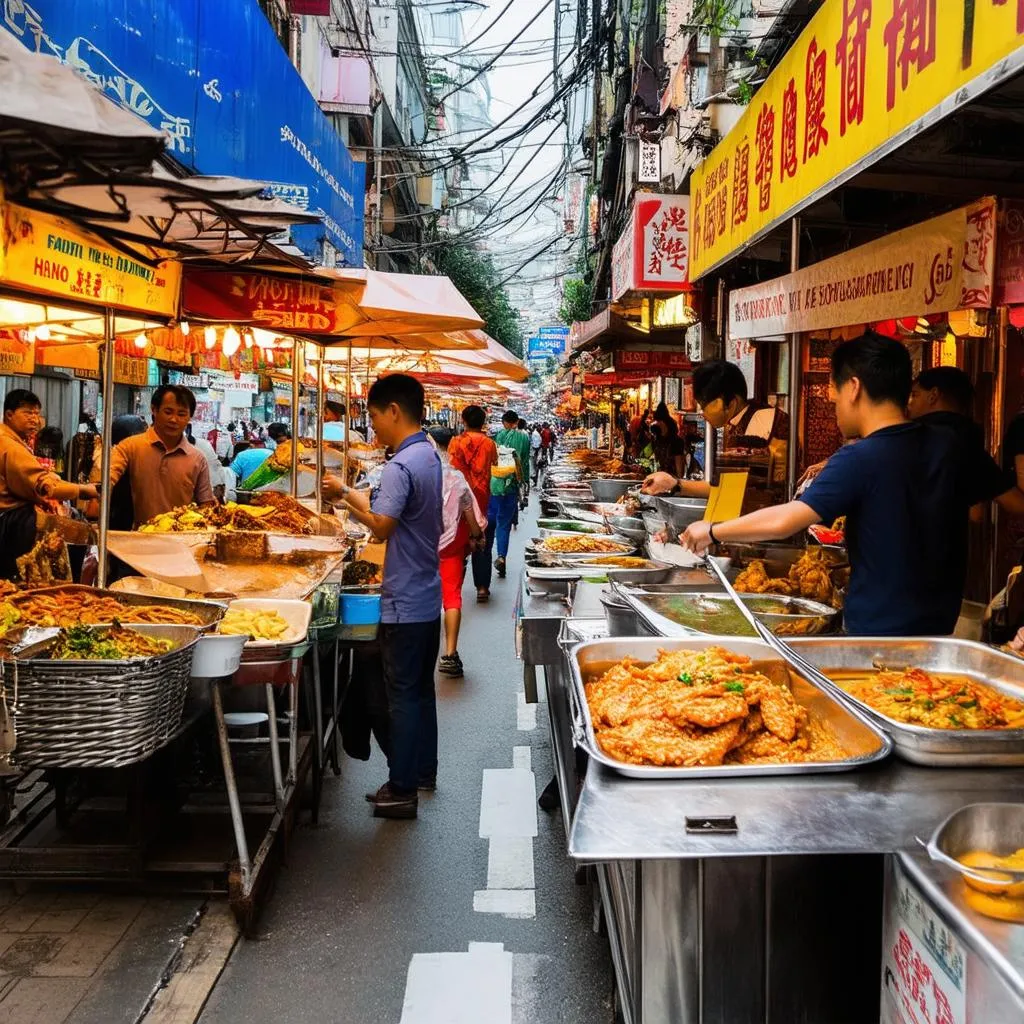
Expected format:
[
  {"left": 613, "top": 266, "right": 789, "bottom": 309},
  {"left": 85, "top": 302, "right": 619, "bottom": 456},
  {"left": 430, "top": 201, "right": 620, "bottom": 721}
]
[
  {"left": 476, "top": 588, "right": 490, "bottom": 603},
  {"left": 495, "top": 557, "right": 506, "bottom": 578},
  {"left": 439, "top": 653, "right": 464, "bottom": 677},
  {"left": 365, "top": 782, "right": 417, "bottom": 819},
  {"left": 538, "top": 776, "right": 561, "bottom": 812},
  {"left": 417, "top": 778, "right": 437, "bottom": 792}
]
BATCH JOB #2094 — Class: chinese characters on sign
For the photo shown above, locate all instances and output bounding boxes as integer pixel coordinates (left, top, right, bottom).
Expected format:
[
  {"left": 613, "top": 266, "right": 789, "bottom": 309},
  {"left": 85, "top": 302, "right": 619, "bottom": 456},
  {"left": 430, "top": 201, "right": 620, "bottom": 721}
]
[
  {"left": 728, "top": 199, "right": 995, "bottom": 340},
  {"left": 881, "top": 863, "right": 966, "bottom": 1024},
  {"left": 638, "top": 140, "right": 661, "bottom": 183},
  {"left": 689, "top": 1, "right": 1024, "bottom": 278},
  {"left": 611, "top": 193, "right": 691, "bottom": 301},
  {"left": 614, "top": 349, "right": 692, "bottom": 373}
]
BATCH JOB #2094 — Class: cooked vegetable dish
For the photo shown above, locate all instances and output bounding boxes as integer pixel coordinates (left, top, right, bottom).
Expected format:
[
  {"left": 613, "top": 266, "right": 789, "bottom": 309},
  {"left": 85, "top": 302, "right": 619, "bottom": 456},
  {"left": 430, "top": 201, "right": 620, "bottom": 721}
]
[
  {"left": 51, "top": 624, "right": 173, "bottom": 660},
  {"left": 828, "top": 667, "right": 1024, "bottom": 730},
  {"left": 139, "top": 494, "right": 315, "bottom": 534},
  {"left": 540, "top": 535, "right": 632, "bottom": 554},
  {"left": 584, "top": 646, "right": 847, "bottom": 767}
]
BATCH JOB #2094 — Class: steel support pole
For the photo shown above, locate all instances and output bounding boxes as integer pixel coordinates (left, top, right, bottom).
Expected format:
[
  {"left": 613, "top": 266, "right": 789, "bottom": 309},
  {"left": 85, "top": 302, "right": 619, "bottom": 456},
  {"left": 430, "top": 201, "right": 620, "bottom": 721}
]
[
  {"left": 787, "top": 218, "right": 802, "bottom": 498},
  {"left": 290, "top": 344, "right": 300, "bottom": 499},
  {"left": 96, "top": 308, "right": 116, "bottom": 588},
  {"left": 705, "top": 280, "right": 726, "bottom": 485},
  {"left": 315, "top": 346, "right": 325, "bottom": 514},
  {"left": 342, "top": 343, "right": 352, "bottom": 487}
]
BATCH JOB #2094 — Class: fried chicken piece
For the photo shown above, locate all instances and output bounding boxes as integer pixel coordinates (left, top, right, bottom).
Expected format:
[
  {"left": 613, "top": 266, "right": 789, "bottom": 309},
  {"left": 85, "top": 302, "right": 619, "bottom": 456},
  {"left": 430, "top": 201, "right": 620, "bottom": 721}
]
[
  {"left": 663, "top": 692, "right": 749, "bottom": 729},
  {"left": 732, "top": 727, "right": 810, "bottom": 761},
  {"left": 788, "top": 549, "right": 835, "bottom": 605},
  {"left": 597, "top": 719, "right": 743, "bottom": 766}
]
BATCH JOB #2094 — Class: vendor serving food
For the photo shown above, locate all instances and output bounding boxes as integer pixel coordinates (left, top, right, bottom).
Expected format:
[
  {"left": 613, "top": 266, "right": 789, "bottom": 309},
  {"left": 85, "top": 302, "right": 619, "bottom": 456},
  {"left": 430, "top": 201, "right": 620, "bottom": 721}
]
[
  {"left": 641, "top": 360, "right": 788, "bottom": 506},
  {"left": 0, "top": 390, "right": 98, "bottom": 579},
  {"left": 679, "top": 334, "right": 1024, "bottom": 636},
  {"left": 108, "top": 385, "right": 214, "bottom": 527}
]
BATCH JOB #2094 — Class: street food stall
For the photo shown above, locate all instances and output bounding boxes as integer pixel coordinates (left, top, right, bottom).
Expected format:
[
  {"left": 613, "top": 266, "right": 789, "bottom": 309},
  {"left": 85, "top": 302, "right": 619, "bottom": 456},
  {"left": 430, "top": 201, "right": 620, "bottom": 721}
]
[{"left": 521, "top": 422, "right": 1024, "bottom": 1023}]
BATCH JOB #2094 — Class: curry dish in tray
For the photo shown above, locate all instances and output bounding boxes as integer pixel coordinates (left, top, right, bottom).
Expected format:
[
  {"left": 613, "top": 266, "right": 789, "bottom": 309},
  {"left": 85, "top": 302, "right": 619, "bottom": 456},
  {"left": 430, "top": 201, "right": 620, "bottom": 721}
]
[{"left": 584, "top": 646, "right": 848, "bottom": 767}]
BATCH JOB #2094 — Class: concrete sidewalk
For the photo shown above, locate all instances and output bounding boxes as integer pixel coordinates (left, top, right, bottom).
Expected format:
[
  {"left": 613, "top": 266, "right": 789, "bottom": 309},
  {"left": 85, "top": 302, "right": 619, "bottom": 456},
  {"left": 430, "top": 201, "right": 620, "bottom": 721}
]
[{"left": 0, "top": 889, "right": 235, "bottom": 1024}]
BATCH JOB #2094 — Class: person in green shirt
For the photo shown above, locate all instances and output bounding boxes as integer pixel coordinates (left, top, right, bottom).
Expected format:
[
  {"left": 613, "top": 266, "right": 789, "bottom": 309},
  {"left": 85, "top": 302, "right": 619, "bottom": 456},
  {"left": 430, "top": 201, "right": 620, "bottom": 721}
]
[{"left": 489, "top": 409, "right": 531, "bottom": 578}]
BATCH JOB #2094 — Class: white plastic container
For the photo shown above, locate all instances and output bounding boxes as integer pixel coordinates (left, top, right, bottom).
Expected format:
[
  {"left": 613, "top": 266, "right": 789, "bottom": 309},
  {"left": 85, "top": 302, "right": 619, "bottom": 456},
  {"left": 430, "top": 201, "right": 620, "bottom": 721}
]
[{"left": 191, "top": 633, "right": 248, "bottom": 678}]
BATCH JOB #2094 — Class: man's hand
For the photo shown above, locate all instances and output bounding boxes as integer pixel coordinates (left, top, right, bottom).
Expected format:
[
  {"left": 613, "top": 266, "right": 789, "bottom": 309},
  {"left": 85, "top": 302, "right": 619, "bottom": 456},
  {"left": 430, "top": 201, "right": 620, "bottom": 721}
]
[
  {"left": 641, "top": 471, "right": 677, "bottom": 495},
  {"left": 78, "top": 484, "right": 99, "bottom": 501},
  {"left": 680, "top": 520, "right": 714, "bottom": 554},
  {"left": 469, "top": 532, "right": 486, "bottom": 553},
  {"left": 1010, "top": 627, "right": 1024, "bottom": 653},
  {"left": 321, "top": 474, "right": 346, "bottom": 504}
]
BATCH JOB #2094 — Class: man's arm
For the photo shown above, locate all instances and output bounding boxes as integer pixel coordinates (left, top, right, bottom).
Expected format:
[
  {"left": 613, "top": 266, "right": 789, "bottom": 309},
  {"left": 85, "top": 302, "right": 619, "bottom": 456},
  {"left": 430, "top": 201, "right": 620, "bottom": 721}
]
[
  {"left": 322, "top": 471, "right": 404, "bottom": 540},
  {"left": 641, "top": 471, "right": 711, "bottom": 498},
  {"left": 681, "top": 501, "right": 820, "bottom": 554}
]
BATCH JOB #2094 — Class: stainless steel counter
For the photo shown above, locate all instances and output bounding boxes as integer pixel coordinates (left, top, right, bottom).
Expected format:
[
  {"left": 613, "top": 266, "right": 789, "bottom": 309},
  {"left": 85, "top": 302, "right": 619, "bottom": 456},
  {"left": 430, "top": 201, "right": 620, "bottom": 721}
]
[{"left": 570, "top": 759, "right": 1024, "bottom": 861}]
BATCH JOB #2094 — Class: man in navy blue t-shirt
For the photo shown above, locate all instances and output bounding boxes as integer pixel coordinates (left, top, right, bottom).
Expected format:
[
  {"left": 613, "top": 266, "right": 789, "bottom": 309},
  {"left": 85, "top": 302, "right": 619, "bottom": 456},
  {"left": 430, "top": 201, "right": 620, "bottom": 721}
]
[{"left": 680, "top": 334, "right": 1024, "bottom": 636}]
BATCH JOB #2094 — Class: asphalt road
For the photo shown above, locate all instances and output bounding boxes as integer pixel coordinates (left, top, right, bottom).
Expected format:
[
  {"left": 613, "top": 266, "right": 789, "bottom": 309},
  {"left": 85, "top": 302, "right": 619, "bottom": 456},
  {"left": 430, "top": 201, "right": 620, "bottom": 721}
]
[{"left": 200, "top": 495, "right": 613, "bottom": 1024}]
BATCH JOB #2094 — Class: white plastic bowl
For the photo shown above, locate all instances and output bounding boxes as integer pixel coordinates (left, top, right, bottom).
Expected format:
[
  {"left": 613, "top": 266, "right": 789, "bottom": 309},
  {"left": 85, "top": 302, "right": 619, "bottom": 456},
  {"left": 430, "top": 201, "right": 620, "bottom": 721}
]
[{"left": 191, "top": 633, "right": 248, "bottom": 678}]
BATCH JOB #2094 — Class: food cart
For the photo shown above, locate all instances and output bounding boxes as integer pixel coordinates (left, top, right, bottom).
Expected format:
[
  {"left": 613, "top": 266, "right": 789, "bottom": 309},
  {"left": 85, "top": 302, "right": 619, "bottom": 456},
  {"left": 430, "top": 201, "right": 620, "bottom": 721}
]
[{"left": 523, "top": 439, "right": 1024, "bottom": 1024}]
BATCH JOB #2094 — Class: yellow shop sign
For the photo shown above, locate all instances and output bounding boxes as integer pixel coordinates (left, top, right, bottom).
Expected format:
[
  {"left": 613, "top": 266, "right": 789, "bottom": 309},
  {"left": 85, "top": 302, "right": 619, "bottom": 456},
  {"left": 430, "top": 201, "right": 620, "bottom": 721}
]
[
  {"left": 2, "top": 202, "right": 181, "bottom": 317},
  {"left": 690, "top": 1, "right": 1024, "bottom": 280}
]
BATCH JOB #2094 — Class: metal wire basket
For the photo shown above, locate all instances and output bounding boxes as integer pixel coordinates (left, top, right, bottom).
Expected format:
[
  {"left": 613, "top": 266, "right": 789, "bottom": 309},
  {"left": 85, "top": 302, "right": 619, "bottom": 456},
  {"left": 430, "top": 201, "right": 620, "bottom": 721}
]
[{"left": 5, "top": 625, "right": 200, "bottom": 769}]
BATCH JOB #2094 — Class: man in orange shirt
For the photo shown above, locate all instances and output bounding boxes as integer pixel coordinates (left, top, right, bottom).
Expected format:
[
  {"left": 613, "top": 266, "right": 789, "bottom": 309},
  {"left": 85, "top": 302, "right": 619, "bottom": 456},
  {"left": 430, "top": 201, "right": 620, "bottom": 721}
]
[
  {"left": 448, "top": 405, "right": 497, "bottom": 602},
  {"left": 108, "top": 385, "right": 214, "bottom": 526},
  {"left": 0, "top": 389, "right": 98, "bottom": 579}
]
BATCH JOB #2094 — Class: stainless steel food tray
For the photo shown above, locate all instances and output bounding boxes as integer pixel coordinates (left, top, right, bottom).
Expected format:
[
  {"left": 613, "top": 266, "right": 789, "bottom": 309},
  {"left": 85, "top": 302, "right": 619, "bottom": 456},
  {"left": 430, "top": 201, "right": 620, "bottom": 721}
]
[
  {"left": 567, "top": 636, "right": 892, "bottom": 779},
  {"left": 618, "top": 589, "right": 839, "bottom": 638},
  {"left": 786, "top": 637, "right": 1024, "bottom": 767},
  {"left": 8, "top": 584, "right": 226, "bottom": 628}
]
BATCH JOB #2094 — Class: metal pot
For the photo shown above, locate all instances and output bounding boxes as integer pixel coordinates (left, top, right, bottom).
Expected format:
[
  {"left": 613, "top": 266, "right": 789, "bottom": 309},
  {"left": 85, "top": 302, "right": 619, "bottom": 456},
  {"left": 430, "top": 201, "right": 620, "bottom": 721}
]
[{"left": 600, "top": 592, "right": 655, "bottom": 636}]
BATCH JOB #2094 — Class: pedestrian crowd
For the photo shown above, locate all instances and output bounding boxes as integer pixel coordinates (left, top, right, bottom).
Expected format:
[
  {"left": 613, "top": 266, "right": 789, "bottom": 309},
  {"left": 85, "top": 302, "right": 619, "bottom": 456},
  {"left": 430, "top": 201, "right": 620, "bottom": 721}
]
[{"left": 322, "top": 374, "right": 554, "bottom": 819}]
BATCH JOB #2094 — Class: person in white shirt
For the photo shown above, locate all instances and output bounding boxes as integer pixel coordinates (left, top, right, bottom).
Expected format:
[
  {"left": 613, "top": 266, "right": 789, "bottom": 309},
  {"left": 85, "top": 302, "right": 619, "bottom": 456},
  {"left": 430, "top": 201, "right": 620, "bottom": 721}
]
[
  {"left": 322, "top": 400, "right": 366, "bottom": 444},
  {"left": 529, "top": 424, "right": 543, "bottom": 484},
  {"left": 190, "top": 433, "right": 226, "bottom": 502}
]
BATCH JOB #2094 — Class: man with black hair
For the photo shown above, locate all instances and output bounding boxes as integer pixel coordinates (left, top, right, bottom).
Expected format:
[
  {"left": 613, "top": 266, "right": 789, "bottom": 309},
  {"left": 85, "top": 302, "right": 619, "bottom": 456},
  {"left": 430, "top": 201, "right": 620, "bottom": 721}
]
[
  {"left": 107, "top": 385, "right": 214, "bottom": 526},
  {"left": 0, "top": 390, "right": 98, "bottom": 578},
  {"left": 679, "top": 333, "right": 1024, "bottom": 636},
  {"left": 642, "top": 358, "right": 788, "bottom": 498},
  {"left": 490, "top": 410, "right": 530, "bottom": 578},
  {"left": 322, "top": 373, "right": 442, "bottom": 819}
]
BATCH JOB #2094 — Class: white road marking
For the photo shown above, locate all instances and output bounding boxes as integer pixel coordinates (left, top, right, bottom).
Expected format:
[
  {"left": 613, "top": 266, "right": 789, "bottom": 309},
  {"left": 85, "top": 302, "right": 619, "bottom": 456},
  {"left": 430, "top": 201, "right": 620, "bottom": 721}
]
[
  {"left": 399, "top": 943, "right": 512, "bottom": 1024},
  {"left": 487, "top": 836, "right": 535, "bottom": 890},
  {"left": 516, "top": 691, "right": 536, "bottom": 731},
  {"left": 472, "top": 889, "right": 536, "bottom": 918},
  {"left": 476, "top": 750, "right": 538, "bottom": 919},
  {"left": 479, "top": 769, "right": 537, "bottom": 839}
]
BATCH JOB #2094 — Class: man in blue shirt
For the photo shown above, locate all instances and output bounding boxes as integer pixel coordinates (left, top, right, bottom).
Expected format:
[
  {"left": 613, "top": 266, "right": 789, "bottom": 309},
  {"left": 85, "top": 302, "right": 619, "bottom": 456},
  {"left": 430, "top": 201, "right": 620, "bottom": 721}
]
[
  {"left": 679, "top": 333, "right": 1024, "bottom": 636},
  {"left": 323, "top": 374, "right": 442, "bottom": 818},
  {"left": 228, "top": 443, "right": 272, "bottom": 486}
]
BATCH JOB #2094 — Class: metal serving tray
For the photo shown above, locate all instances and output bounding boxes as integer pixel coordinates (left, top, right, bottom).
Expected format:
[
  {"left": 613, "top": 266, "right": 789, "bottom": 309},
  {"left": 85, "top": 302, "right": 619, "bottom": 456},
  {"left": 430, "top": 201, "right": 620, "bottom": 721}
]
[
  {"left": 8, "top": 584, "right": 226, "bottom": 628},
  {"left": 786, "top": 637, "right": 1024, "bottom": 767},
  {"left": 618, "top": 589, "right": 839, "bottom": 638},
  {"left": 567, "top": 636, "right": 892, "bottom": 779}
]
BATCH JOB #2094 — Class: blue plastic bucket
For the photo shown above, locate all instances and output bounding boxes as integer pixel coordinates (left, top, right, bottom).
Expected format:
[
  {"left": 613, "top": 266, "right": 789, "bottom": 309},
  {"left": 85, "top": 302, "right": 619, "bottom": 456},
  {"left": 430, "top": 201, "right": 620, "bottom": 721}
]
[{"left": 340, "top": 593, "right": 382, "bottom": 626}]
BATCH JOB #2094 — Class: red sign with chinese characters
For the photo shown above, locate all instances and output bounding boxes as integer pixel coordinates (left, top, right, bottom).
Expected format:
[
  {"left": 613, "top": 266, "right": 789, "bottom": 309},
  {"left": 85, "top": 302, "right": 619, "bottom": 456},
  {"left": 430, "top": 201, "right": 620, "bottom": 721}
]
[
  {"left": 614, "top": 349, "right": 692, "bottom": 373},
  {"left": 611, "top": 193, "right": 691, "bottom": 301},
  {"left": 182, "top": 269, "right": 361, "bottom": 335}
]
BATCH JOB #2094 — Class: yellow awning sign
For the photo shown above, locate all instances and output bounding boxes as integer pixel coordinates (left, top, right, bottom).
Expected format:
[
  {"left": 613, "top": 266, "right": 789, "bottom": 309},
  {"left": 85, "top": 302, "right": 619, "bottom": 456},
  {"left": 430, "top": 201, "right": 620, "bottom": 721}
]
[
  {"left": 690, "top": 2, "right": 1024, "bottom": 280},
  {"left": 2, "top": 202, "right": 181, "bottom": 318}
]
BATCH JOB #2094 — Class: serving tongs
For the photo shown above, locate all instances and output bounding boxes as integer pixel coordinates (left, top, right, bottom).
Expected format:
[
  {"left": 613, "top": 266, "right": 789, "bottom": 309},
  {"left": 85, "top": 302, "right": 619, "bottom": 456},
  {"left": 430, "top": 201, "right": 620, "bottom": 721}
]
[{"left": 914, "top": 835, "right": 1024, "bottom": 887}]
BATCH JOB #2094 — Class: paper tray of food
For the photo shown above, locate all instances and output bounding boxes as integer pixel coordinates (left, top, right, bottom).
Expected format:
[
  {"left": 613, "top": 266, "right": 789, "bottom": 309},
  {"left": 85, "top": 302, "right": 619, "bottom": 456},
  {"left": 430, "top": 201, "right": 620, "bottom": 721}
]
[
  {"left": 566, "top": 636, "right": 891, "bottom": 779},
  {"left": 4, "top": 584, "right": 226, "bottom": 630},
  {"left": 217, "top": 599, "right": 311, "bottom": 649},
  {"left": 785, "top": 637, "right": 1024, "bottom": 766}
]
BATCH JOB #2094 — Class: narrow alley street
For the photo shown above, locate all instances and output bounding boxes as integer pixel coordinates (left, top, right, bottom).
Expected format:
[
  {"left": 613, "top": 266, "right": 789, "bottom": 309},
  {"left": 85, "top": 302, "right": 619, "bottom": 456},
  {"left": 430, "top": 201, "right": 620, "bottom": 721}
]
[{"left": 198, "top": 495, "right": 613, "bottom": 1024}]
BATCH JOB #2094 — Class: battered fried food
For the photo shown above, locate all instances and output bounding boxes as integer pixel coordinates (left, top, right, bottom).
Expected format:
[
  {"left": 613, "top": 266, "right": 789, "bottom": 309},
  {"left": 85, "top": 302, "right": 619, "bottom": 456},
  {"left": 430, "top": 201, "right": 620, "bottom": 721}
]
[
  {"left": 584, "top": 646, "right": 846, "bottom": 768},
  {"left": 9, "top": 590, "right": 202, "bottom": 627},
  {"left": 734, "top": 549, "right": 844, "bottom": 608},
  {"left": 540, "top": 535, "right": 632, "bottom": 554}
]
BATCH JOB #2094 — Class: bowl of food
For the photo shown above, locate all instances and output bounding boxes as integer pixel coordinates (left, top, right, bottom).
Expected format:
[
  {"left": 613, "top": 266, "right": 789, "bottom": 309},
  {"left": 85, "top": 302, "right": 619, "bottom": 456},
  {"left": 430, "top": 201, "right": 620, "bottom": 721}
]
[
  {"left": 922, "top": 803, "right": 1024, "bottom": 919},
  {"left": 589, "top": 478, "right": 639, "bottom": 503},
  {"left": 535, "top": 534, "right": 637, "bottom": 557}
]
